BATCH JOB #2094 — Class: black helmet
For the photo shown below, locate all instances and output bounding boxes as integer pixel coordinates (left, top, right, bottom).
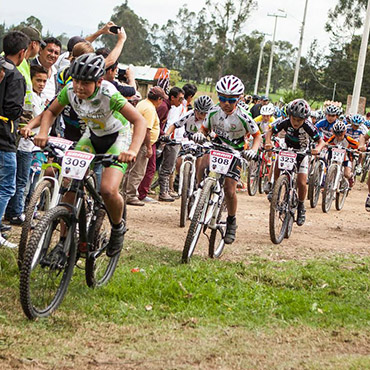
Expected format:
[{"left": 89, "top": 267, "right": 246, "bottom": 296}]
[
  {"left": 286, "top": 99, "right": 310, "bottom": 119},
  {"left": 194, "top": 95, "right": 213, "bottom": 113},
  {"left": 70, "top": 53, "right": 105, "bottom": 82}
]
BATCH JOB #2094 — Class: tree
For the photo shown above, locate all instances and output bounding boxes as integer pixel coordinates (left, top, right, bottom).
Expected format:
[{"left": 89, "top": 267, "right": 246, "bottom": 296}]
[{"left": 17, "top": 16, "right": 43, "bottom": 34}]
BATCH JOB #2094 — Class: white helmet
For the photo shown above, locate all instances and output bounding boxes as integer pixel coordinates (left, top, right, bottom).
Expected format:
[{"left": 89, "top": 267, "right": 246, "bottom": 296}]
[
  {"left": 215, "top": 75, "right": 244, "bottom": 96},
  {"left": 194, "top": 95, "right": 213, "bottom": 113},
  {"left": 260, "top": 103, "right": 275, "bottom": 116}
]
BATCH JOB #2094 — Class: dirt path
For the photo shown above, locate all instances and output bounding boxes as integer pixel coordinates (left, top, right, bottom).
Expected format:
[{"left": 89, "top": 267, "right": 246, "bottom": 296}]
[{"left": 126, "top": 182, "right": 370, "bottom": 262}]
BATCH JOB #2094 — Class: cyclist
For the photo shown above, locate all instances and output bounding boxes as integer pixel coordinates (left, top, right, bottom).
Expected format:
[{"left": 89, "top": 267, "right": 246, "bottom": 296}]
[
  {"left": 315, "top": 105, "right": 340, "bottom": 142},
  {"left": 254, "top": 103, "right": 275, "bottom": 134},
  {"left": 346, "top": 114, "right": 367, "bottom": 141},
  {"left": 193, "top": 75, "right": 262, "bottom": 244},
  {"left": 265, "top": 99, "right": 325, "bottom": 226},
  {"left": 33, "top": 53, "right": 147, "bottom": 257},
  {"left": 327, "top": 121, "right": 358, "bottom": 188},
  {"left": 358, "top": 128, "right": 370, "bottom": 210}
]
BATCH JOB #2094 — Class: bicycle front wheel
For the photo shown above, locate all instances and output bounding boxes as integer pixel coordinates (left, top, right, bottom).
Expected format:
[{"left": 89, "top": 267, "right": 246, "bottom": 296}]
[
  {"left": 18, "top": 179, "right": 53, "bottom": 270},
  {"left": 85, "top": 208, "right": 120, "bottom": 287},
  {"left": 308, "top": 162, "right": 323, "bottom": 209},
  {"left": 322, "top": 165, "right": 337, "bottom": 213},
  {"left": 19, "top": 206, "right": 76, "bottom": 320},
  {"left": 269, "top": 175, "right": 290, "bottom": 244},
  {"left": 182, "top": 178, "right": 213, "bottom": 263}
]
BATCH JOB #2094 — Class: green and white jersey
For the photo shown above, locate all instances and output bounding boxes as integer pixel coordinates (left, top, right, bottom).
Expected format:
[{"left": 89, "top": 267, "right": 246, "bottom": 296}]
[
  {"left": 57, "top": 80, "right": 129, "bottom": 137},
  {"left": 203, "top": 105, "right": 259, "bottom": 150}
]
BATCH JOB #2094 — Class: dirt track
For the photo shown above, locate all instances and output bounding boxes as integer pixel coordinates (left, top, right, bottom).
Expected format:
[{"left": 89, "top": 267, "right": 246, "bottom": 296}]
[{"left": 125, "top": 182, "right": 370, "bottom": 262}]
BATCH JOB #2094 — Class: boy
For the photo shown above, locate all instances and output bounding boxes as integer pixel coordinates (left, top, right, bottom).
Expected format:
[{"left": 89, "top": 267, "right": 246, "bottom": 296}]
[
  {"left": 33, "top": 53, "right": 146, "bottom": 257},
  {"left": 194, "top": 75, "right": 261, "bottom": 244},
  {"left": 265, "top": 99, "right": 325, "bottom": 226},
  {"left": 315, "top": 105, "right": 340, "bottom": 141}
]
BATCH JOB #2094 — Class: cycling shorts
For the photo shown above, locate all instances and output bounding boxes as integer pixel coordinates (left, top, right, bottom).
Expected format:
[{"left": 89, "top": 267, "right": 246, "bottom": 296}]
[{"left": 75, "top": 128, "right": 130, "bottom": 174}]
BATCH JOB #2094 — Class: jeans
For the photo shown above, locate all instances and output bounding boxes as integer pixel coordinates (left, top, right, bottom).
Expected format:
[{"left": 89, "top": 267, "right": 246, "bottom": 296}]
[
  {"left": 0, "top": 151, "right": 17, "bottom": 224},
  {"left": 6, "top": 150, "right": 33, "bottom": 218},
  {"left": 138, "top": 143, "right": 156, "bottom": 200}
]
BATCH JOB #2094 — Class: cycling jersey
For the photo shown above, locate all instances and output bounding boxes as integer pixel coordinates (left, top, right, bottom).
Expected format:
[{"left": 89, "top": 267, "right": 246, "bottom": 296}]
[
  {"left": 272, "top": 118, "right": 320, "bottom": 150},
  {"left": 345, "top": 124, "right": 367, "bottom": 141},
  {"left": 57, "top": 80, "right": 130, "bottom": 137},
  {"left": 203, "top": 105, "right": 260, "bottom": 150},
  {"left": 315, "top": 118, "right": 336, "bottom": 141},
  {"left": 327, "top": 134, "right": 358, "bottom": 163},
  {"left": 174, "top": 110, "right": 203, "bottom": 136},
  {"left": 254, "top": 115, "right": 275, "bottom": 134}
]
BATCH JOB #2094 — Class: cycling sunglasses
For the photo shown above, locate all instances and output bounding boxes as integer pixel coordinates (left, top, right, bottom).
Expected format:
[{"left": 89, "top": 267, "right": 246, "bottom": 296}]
[{"left": 218, "top": 95, "right": 239, "bottom": 104}]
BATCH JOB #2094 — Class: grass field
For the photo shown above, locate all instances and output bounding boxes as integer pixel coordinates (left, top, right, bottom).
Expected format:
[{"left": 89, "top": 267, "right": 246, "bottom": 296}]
[{"left": 0, "top": 241, "right": 369, "bottom": 369}]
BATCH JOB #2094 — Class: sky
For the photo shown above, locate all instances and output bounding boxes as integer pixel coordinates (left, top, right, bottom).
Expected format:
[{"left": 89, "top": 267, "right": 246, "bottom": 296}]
[{"left": 1, "top": 0, "right": 340, "bottom": 56}]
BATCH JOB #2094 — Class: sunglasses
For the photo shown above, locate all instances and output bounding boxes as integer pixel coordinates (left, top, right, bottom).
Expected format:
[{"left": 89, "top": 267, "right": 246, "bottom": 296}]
[{"left": 218, "top": 95, "right": 239, "bottom": 104}]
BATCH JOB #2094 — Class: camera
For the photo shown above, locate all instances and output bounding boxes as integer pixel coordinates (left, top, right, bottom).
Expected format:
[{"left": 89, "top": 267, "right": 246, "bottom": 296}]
[
  {"left": 109, "top": 25, "right": 121, "bottom": 34},
  {"left": 117, "top": 68, "right": 127, "bottom": 83}
]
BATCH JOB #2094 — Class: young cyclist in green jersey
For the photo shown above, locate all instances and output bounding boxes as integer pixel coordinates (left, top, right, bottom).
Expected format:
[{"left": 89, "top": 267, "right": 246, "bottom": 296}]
[{"left": 34, "top": 53, "right": 147, "bottom": 257}]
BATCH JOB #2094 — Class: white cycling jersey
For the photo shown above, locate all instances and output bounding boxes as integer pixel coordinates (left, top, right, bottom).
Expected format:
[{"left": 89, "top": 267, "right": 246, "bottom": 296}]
[
  {"left": 203, "top": 105, "right": 259, "bottom": 150},
  {"left": 174, "top": 110, "right": 203, "bottom": 135},
  {"left": 57, "top": 80, "right": 130, "bottom": 137}
]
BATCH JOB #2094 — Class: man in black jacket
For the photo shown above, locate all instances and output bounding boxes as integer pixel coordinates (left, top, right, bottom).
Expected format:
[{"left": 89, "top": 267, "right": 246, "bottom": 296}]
[{"left": 0, "top": 31, "right": 29, "bottom": 248}]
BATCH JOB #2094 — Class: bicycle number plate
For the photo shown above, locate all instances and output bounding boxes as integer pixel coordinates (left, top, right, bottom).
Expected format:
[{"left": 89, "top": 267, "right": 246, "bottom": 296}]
[
  {"left": 278, "top": 151, "right": 297, "bottom": 170},
  {"left": 48, "top": 136, "right": 74, "bottom": 151},
  {"left": 62, "top": 150, "right": 95, "bottom": 180},
  {"left": 209, "top": 150, "right": 234, "bottom": 174},
  {"left": 332, "top": 148, "right": 345, "bottom": 163}
]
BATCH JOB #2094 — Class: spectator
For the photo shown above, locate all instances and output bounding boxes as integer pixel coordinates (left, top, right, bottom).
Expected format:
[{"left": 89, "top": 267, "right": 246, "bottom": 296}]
[
  {"left": 250, "top": 95, "right": 269, "bottom": 118},
  {"left": 0, "top": 31, "right": 29, "bottom": 248},
  {"left": 182, "top": 83, "right": 197, "bottom": 111},
  {"left": 157, "top": 86, "right": 185, "bottom": 201},
  {"left": 125, "top": 87, "right": 166, "bottom": 205},
  {"left": 31, "top": 36, "right": 61, "bottom": 102},
  {"left": 5, "top": 65, "right": 48, "bottom": 225},
  {"left": 18, "top": 27, "right": 45, "bottom": 120}
]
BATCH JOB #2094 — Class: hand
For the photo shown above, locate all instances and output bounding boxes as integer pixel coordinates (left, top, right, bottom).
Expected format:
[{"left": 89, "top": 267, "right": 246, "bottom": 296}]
[
  {"left": 146, "top": 146, "right": 153, "bottom": 158},
  {"left": 311, "top": 148, "right": 320, "bottom": 155},
  {"left": 359, "top": 145, "right": 367, "bottom": 152},
  {"left": 125, "top": 66, "right": 134, "bottom": 81},
  {"left": 264, "top": 142, "right": 273, "bottom": 150},
  {"left": 243, "top": 149, "right": 257, "bottom": 161},
  {"left": 118, "top": 149, "right": 137, "bottom": 163},
  {"left": 20, "top": 126, "right": 32, "bottom": 138},
  {"left": 160, "top": 135, "right": 171, "bottom": 143},
  {"left": 101, "top": 21, "right": 116, "bottom": 35},
  {"left": 192, "top": 132, "right": 206, "bottom": 144},
  {"left": 117, "top": 27, "right": 127, "bottom": 43},
  {"left": 34, "top": 134, "right": 48, "bottom": 148}
]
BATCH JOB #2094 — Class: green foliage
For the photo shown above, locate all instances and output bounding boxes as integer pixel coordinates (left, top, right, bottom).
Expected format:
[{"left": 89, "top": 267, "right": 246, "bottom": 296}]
[
  {"left": 169, "top": 70, "right": 182, "bottom": 87},
  {"left": 282, "top": 89, "right": 305, "bottom": 103}
]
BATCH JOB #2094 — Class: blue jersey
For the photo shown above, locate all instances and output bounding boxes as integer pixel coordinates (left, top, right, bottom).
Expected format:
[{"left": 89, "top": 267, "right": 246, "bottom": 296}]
[
  {"left": 345, "top": 123, "right": 367, "bottom": 141},
  {"left": 315, "top": 119, "right": 336, "bottom": 141}
]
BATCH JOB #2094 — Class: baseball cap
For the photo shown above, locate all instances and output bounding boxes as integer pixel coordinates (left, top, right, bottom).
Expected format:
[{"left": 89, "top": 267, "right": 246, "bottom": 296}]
[
  {"left": 149, "top": 86, "right": 168, "bottom": 99},
  {"left": 20, "top": 27, "right": 45, "bottom": 47},
  {"left": 67, "top": 36, "right": 85, "bottom": 52},
  {"left": 0, "top": 56, "right": 14, "bottom": 71}
]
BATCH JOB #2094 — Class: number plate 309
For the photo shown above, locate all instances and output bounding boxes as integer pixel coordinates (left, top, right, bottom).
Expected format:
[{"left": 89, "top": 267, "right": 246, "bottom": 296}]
[{"left": 62, "top": 150, "right": 95, "bottom": 180}]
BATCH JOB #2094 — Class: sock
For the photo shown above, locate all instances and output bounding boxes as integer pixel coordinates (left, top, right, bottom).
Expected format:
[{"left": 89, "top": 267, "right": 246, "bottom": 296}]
[
  {"left": 113, "top": 220, "right": 124, "bottom": 229},
  {"left": 227, "top": 215, "right": 236, "bottom": 223}
]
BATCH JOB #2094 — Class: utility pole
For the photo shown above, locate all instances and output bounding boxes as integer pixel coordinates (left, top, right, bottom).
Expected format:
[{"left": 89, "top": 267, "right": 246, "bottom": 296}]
[
  {"left": 266, "top": 11, "right": 287, "bottom": 97},
  {"left": 254, "top": 33, "right": 271, "bottom": 95},
  {"left": 292, "top": 0, "right": 309, "bottom": 90},
  {"left": 350, "top": 0, "right": 370, "bottom": 114}
]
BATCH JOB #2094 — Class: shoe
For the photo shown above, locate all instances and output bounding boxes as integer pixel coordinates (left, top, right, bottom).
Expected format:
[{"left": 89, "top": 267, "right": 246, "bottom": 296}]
[
  {"left": 263, "top": 181, "right": 272, "bottom": 194},
  {"left": 148, "top": 189, "right": 156, "bottom": 195},
  {"left": 106, "top": 221, "right": 126, "bottom": 257},
  {"left": 267, "top": 190, "right": 273, "bottom": 202},
  {"left": 40, "top": 242, "right": 66, "bottom": 269},
  {"left": 7, "top": 214, "right": 25, "bottom": 225},
  {"left": 0, "top": 234, "right": 17, "bottom": 249},
  {"left": 365, "top": 194, "right": 370, "bottom": 212},
  {"left": 141, "top": 196, "right": 158, "bottom": 203},
  {"left": 296, "top": 203, "right": 306, "bottom": 226},
  {"left": 0, "top": 224, "right": 11, "bottom": 233},
  {"left": 224, "top": 219, "right": 237, "bottom": 245},
  {"left": 159, "top": 192, "right": 175, "bottom": 202},
  {"left": 169, "top": 190, "right": 180, "bottom": 199},
  {"left": 126, "top": 198, "right": 145, "bottom": 206}
]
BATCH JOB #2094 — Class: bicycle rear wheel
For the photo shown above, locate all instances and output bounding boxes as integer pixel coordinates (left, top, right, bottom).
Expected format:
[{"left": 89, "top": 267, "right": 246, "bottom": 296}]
[
  {"left": 19, "top": 206, "right": 76, "bottom": 319},
  {"left": 180, "top": 162, "right": 191, "bottom": 228},
  {"left": 182, "top": 178, "right": 213, "bottom": 263},
  {"left": 18, "top": 179, "right": 53, "bottom": 270},
  {"left": 322, "top": 165, "right": 337, "bottom": 213},
  {"left": 208, "top": 199, "right": 227, "bottom": 259},
  {"left": 85, "top": 208, "right": 121, "bottom": 287},
  {"left": 269, "top": 175, "right": 290, "bottom": 244}
]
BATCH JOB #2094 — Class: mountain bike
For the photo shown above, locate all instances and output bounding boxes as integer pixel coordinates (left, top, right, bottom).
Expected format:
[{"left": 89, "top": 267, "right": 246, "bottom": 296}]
[
  {"left": 322, "top": 146, "right": 358, "bottom": 213},
  {"left": 182, "top": 143, "right": 240, "bottom": 263},
  {"left": 18, "top": 137, "right": 74, "bottom": 269},
  {"left": 360, "top": 151, "right": 370, "bottom": 183},
  {"left": 269, "top": 148, "right": 310, "bottom": 244},
  {"left": 20, "top": 150, "right": 125, "bottom": 319}
]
